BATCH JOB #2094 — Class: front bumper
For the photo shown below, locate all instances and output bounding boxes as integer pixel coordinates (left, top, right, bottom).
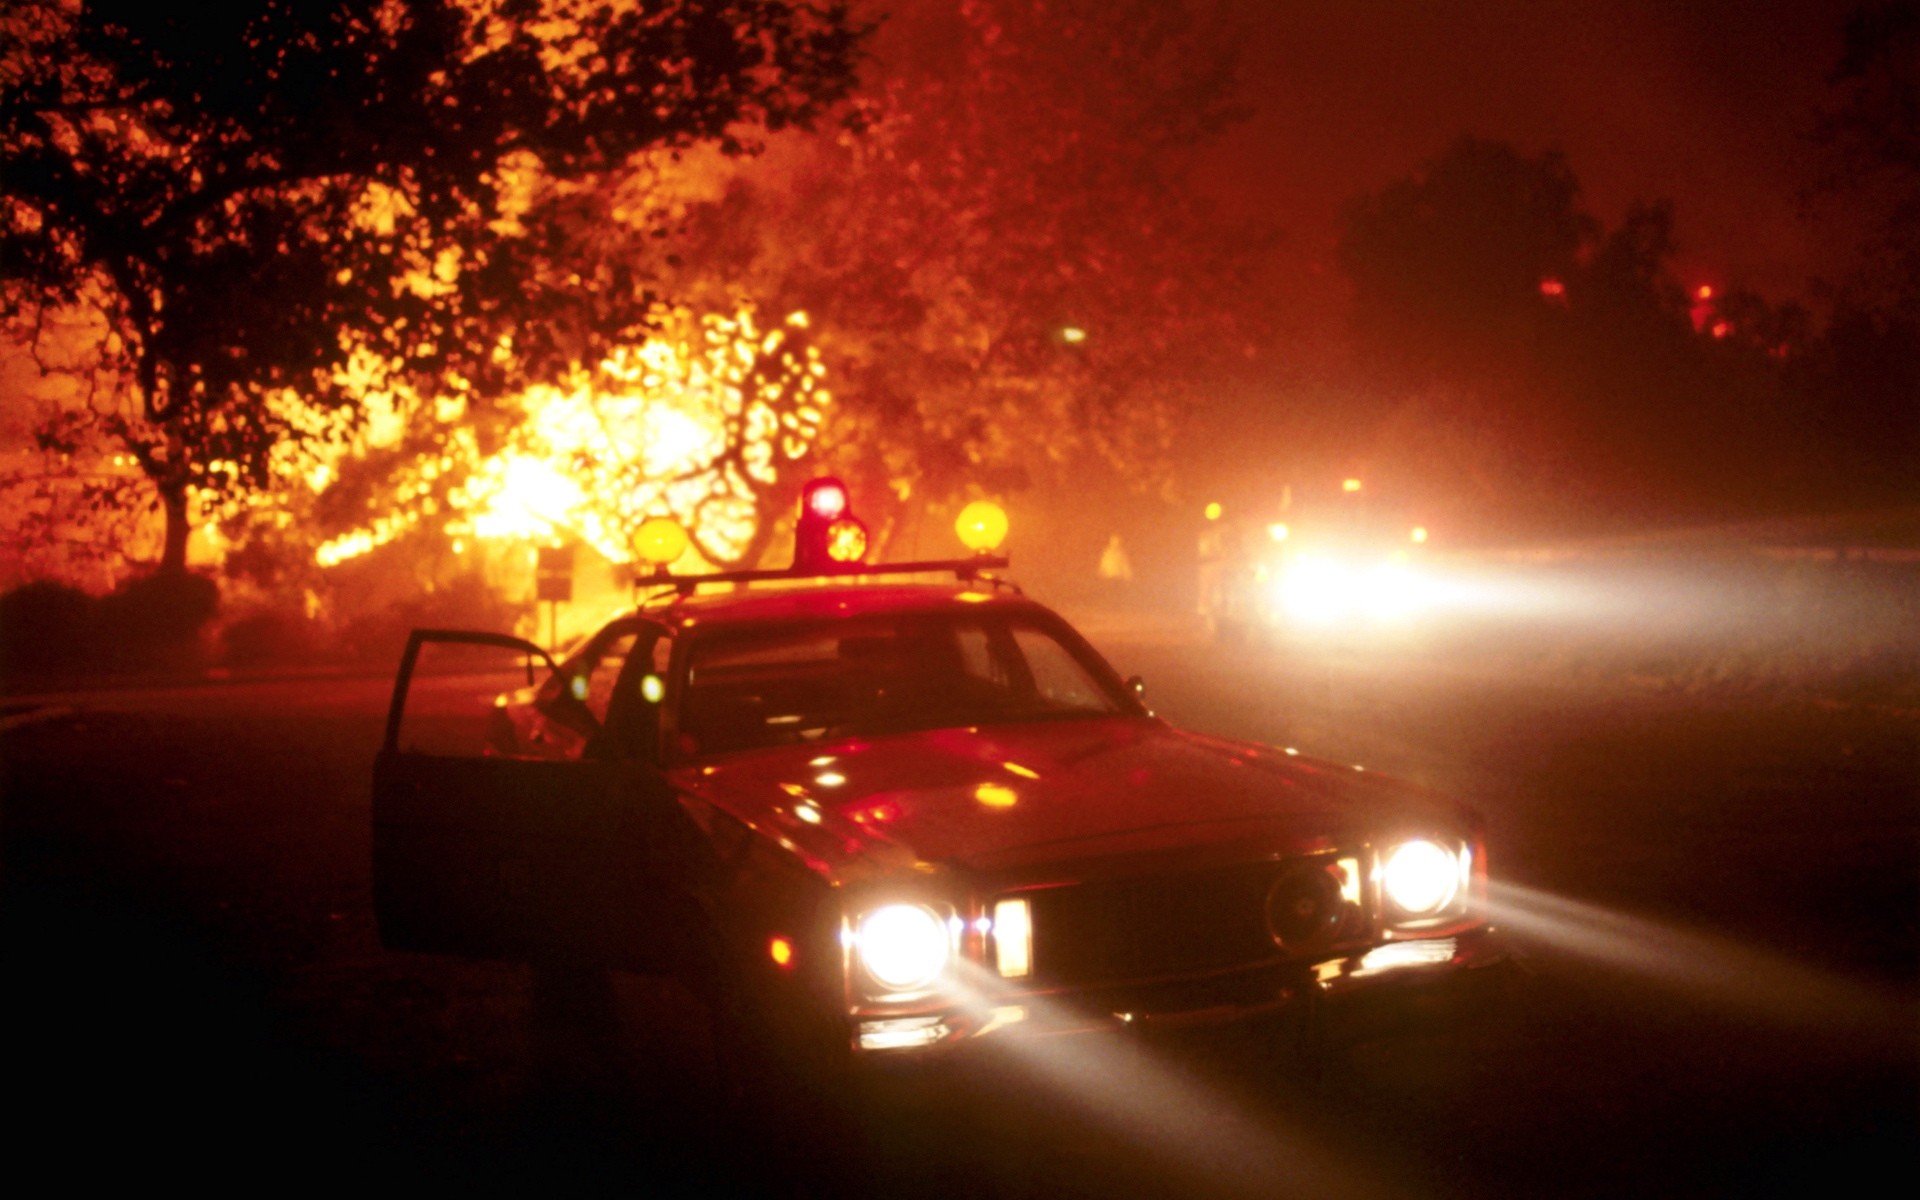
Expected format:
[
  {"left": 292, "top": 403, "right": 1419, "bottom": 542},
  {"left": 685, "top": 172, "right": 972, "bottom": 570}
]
[{"left": 852, "top": 926, "right": 1509, "bottom": 1058}]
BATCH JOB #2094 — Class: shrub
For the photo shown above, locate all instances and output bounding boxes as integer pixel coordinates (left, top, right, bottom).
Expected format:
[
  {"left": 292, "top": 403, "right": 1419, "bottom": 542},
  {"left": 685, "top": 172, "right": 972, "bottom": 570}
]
[
  {"left": 220, "top": 608, "right": 327, "bottom": 667},
  {"left": 0, "top": 581, "right": 99, "bottom": 677},
  {"left": 94, "top": 571, "right": 220, "bottom": 669}
]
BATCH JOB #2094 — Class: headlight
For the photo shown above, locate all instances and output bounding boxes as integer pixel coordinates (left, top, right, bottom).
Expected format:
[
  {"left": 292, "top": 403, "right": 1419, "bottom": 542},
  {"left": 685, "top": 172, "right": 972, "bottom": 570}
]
[
  {"left": 1276, "top": 555, "right": 1354, "bottom": 623},
  {"left": 1276, "top": 556, "right": 1435, "bottom": 623},
  {"left": 854, "top": 904, "right": 950, "bottom": 993},
  {"left": 1381, "top": 839, "right": 1461, "bottom": 918}
]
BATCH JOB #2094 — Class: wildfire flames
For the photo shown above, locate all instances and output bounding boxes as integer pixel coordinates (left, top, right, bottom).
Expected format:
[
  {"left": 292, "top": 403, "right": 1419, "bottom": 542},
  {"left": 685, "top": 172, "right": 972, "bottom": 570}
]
[{"left": 309, "top": 307, "right": 828, "bottom": 569}]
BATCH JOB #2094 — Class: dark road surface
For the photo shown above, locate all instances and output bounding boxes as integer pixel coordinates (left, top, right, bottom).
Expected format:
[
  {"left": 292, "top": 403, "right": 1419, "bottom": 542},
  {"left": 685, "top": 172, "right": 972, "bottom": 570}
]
[{"left": 4, "top": 624, "right": 1915, "bottom": 1197}]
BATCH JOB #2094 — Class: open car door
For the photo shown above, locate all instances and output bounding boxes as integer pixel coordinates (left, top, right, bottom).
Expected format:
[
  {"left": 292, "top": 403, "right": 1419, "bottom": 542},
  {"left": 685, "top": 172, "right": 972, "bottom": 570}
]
[{"left": 372, "top": 629, "right": 703, "bottom": 973}]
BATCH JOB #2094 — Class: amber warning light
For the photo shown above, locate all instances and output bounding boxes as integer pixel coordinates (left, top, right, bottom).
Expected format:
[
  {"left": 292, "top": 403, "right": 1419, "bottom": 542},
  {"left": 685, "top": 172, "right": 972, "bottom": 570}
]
[
  {"left": 634, "top": 478, "right": 1008, "bottom": 592},
  {"left": 635, "top": 516, "right": 691, "bottom": 571},
  {"left": 954, "top": 500, "right": 1009, "bottom": 555}
]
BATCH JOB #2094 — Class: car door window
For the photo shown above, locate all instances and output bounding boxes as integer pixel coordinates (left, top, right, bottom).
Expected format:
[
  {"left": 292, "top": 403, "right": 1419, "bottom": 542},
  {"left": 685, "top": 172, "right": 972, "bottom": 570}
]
[
  {"left": 1010, "top": 625, "right": 1113, "bottom": 712},
  {"left": 581, "top": 632, "right": 638, "bottom": 724},
  {"left": 956, "top": 623, "right": 1010, "bottom": 686},
  {"left": 539, "top": 627, "right": 638, "bottom": 734}
]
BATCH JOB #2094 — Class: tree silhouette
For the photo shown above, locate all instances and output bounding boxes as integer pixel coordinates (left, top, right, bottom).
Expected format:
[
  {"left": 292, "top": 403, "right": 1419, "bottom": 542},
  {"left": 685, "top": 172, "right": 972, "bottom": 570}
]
[
  {"left": 1340, "top": 136, "right": 1595, "bottom": 395},
  {"left": 1805, "top": 1, "right": 1920, "bottom": 499},
  {"left": 1339, "top": 139, "right": 1834, "bottom": 527},
  {"left": 1816, "top": 0, "right": 1920, "bottom": 316}
]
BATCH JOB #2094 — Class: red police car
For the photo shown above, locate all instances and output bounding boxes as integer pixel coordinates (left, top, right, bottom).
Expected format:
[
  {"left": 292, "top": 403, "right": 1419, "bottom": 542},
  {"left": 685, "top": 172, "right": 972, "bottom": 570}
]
[{"left": 373, "top": 480, "right": 1504, "bottom": 1071}]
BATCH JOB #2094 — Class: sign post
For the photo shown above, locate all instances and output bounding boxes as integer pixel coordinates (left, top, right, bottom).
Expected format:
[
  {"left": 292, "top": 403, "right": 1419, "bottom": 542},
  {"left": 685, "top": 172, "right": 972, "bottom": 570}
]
[{"left": 535, "top": 545, "right": 575, "bottom": 649}]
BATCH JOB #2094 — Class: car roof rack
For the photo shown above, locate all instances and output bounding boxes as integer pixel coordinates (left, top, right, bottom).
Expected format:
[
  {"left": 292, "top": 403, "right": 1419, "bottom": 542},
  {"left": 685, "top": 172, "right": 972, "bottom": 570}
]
[{"left": 635, "top": 555, "right": 1012, "bottom": 600}]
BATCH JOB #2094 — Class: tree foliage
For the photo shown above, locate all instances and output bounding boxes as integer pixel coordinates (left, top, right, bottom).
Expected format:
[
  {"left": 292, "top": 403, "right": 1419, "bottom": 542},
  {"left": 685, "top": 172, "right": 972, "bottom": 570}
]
[
  {"left": 1816, "top": 0, "right": 1920, "bottom": 316},
  {"left": 1, "top": 0, "right": 861, "bottom": 571},
  {"left": 1340, "top": 137, "right": 1595, "bottom": 391},
  {"left": 1803, "top": 1, "right": 1920, "bottom": 496},
  {"left": 652, "top": 0, "right": 1269, "bottom": 540},
  {"left": 1338, "top": 138, "right": 1837, "bottom": 527}
]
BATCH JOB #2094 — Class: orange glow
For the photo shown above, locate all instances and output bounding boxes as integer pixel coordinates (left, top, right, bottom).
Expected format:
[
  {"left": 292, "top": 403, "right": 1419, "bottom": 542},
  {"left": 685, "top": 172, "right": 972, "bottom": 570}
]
[
  {"left": 1341, "top": 478, "right": 1363, "bottom": 493},
  {"left": 1410, "top": 526, "right": 1428, "bottom": 544},
  {"left": 1267, "top": 522, "right": 1289, "bottom": 543},
  {"left": 1695, "top": 284, "right": 1714, "bottom": 301},
  {"left": 974, "top": 782, "right": 1018, "bottom": 809},
  {"left": 1203, "top": 501, "right": 1222, "bottom": 521},
  {"left": 849, "top": 800, "right": 901, "bottom": 824},
  {"left": 1538, "top": 277, "right": 1565, "bottom": 298},
  {"left": 769, "top": 936, "right": 796, "bottom": 968},
  {"left": 1711, "top": 321, "right": 1732, "bottom": 339}
]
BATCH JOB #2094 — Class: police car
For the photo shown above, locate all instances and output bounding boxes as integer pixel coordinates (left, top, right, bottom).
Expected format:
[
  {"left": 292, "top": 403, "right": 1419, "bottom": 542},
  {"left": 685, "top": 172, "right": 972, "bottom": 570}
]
[{"left": 373, "top": 479, "right": 1504, "bottom": 1072}]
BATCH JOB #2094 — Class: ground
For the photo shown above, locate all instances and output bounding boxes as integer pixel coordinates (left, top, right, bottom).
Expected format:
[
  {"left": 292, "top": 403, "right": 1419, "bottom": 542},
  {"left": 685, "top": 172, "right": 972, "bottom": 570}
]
[{"left": 2, "top": 614, "right": 1914, "bottom": 1197}]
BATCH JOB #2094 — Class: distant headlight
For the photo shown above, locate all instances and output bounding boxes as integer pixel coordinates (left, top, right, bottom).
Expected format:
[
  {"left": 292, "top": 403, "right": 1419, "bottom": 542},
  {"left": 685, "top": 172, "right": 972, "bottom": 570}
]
[
  {"left": 1381, "top": 839, "right": 1461, "bottom": 918},
  {"left": 855, "top": 904, "right": 950, "bottom": 993},
  {"left": 1275, "top": 555, "right": 1434, "bottom": 623},
  {"left": 1275, "top": 555, "right": 1353, "bottom": 623}
]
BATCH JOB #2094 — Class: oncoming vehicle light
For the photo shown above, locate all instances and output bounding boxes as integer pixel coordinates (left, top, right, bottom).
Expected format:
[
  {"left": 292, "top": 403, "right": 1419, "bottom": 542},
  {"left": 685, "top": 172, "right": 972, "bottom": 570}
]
[
  {"left": 1380, "top": 839, "right": 1461, "bottom": 919},
  {"left": 854, "top": 904, "right": 950, "bottom": 993},
  {"left": 1277, "top": 554, "right": 1352, "bottom": 623}
]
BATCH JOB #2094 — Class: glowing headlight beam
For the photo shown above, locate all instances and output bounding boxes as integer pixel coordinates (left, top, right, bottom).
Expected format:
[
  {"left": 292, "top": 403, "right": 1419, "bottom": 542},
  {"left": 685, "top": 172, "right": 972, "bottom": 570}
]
[
  {"left": 1487, "top": 881, "right": 1909, "bottom": 1041},
  {"left": 937, "top": 959, "right": 1394, "bottom": 1199},
  {"left": 1275, "top": 557, "right": 1441, "bottom": 624},
  {"left": 854, "top": 903, "right": 950, "bottom": 993},
  {"left": 1380, "top": 839, "right": 1462, "bottom": 918}
]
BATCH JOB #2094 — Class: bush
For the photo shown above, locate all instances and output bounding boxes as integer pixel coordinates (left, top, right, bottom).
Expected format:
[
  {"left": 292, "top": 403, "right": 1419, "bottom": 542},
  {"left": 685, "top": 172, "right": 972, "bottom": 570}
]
[
  {"left": 94, "top": 571, "right": 220, "bottom": 669},
  {"left": 0, "top": 581, "right": 99, "bottom": 678},
  {"left": 220, "top": 608, "right": 327, "bottom": 667}
]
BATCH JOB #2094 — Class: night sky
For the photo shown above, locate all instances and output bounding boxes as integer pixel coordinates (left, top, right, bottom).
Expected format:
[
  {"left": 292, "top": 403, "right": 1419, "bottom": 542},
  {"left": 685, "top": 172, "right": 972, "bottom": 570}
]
[{"left": 1206, "top": 0, "right": 1861, "bottom": 307}]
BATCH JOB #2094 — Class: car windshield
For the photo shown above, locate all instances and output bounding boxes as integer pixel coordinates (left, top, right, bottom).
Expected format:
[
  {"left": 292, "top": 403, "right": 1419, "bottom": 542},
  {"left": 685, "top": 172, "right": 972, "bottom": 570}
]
[{"left": 676, "top": 611, "right": 1128, "bottom": 758}]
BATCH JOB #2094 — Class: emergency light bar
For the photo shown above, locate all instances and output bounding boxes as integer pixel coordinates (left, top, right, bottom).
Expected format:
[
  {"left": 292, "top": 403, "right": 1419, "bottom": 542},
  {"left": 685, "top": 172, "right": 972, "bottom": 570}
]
[
  {"left": 630, "top": 479, "right": 1012, "bottom": 594},
  {"left": 636, "top": 555, "right": 1011, "bottom": 596}
]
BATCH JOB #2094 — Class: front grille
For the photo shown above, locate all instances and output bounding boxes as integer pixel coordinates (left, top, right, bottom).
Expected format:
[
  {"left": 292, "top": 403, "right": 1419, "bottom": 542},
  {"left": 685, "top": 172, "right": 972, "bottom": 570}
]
[{"left": 1022, "top": 859, "right": 1343, "bottom": 988}]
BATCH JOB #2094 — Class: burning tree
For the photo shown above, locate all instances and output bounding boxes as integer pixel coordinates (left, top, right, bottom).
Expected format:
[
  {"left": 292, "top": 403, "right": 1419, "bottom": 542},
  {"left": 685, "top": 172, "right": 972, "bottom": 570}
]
[
  {"left": 0, "top": 0, "right": 861, "bottom": 575},
  {"left": 298, "top": 304, "right": 830, "bottom": 571}
]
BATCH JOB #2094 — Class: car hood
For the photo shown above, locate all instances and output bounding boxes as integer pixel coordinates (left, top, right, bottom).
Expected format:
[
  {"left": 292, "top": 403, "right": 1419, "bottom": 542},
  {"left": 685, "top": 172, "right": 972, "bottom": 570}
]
[{"left": 669, "top": 717, "right": 1460, "bottom": 881}]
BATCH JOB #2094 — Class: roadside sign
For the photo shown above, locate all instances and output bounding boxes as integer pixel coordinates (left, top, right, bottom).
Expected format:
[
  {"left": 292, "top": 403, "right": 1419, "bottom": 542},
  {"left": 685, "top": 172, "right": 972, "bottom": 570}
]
[{"left": 536, "top": 545, "right": 574, "bottom": 603}]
